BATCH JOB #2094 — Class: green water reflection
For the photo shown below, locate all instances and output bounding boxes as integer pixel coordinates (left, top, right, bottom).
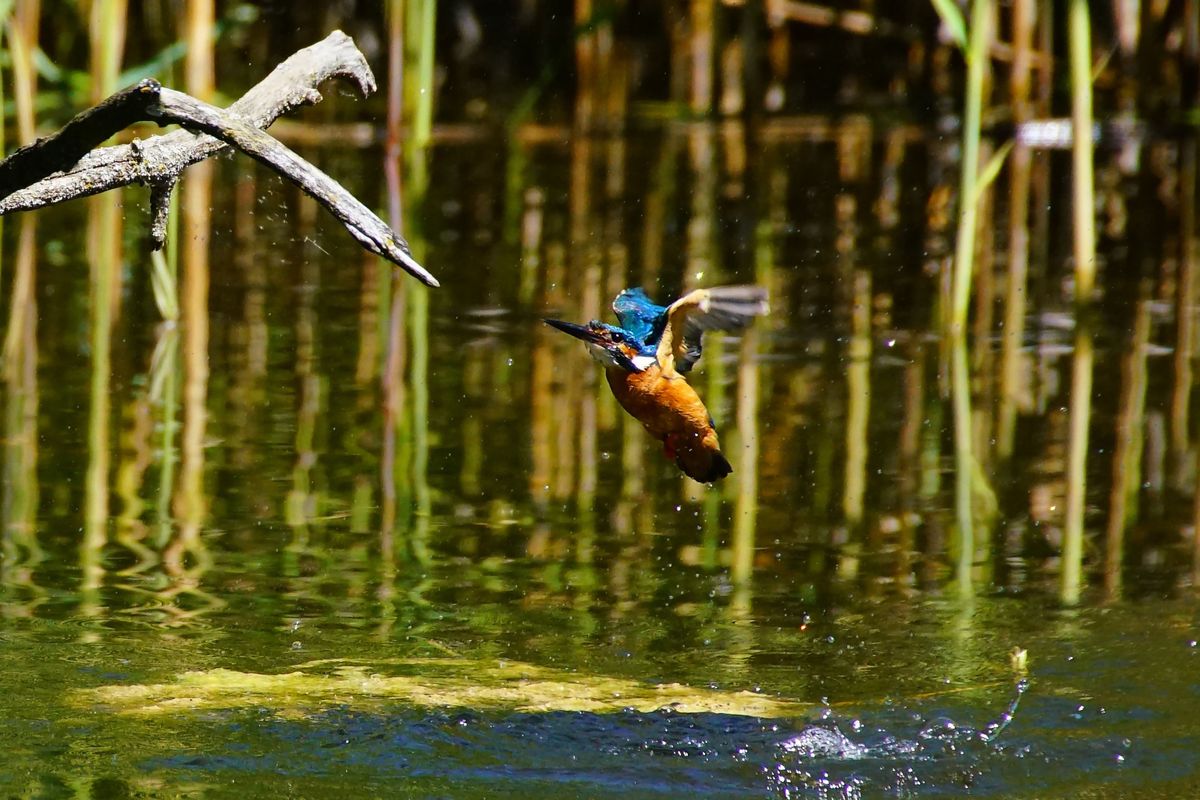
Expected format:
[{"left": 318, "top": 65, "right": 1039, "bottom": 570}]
[{"left": 1, "top": 118, "right": 1199, "bottom": 797}]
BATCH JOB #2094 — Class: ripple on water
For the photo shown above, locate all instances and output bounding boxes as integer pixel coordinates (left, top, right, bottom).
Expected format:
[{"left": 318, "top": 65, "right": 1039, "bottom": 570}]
[{"left": 138, "top": 680, "right": 1165, "bottom": 798}]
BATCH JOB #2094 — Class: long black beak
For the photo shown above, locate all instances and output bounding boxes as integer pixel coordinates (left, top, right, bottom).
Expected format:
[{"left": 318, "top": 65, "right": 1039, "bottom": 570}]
[{"left": 543, "top": 318, "right": 601, "bottom": 343}]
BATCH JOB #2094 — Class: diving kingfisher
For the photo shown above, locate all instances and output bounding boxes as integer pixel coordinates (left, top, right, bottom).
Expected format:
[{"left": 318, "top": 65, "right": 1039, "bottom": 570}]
[{"left": 545, "top": 285, "right": 769, "bottom": 483}]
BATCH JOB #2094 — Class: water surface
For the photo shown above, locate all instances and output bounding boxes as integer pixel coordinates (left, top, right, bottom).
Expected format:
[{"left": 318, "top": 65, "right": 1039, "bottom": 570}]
[{"left": 2, "top": 114, "right": 1199, "bottom": 797}]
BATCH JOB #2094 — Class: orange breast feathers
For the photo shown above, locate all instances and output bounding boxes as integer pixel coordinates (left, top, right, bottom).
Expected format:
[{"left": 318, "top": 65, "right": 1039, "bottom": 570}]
[{"left": 605, "top": 363, "right": 732, "bottom": 482}]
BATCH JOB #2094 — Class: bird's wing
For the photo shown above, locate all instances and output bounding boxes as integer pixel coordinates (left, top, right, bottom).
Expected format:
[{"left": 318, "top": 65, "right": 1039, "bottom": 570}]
[
  {"left": 611, "top": 287, "right": 668, "bottom": 343},
  {"left": 655, "top": 286, "right": 769, "bottom": 378}
]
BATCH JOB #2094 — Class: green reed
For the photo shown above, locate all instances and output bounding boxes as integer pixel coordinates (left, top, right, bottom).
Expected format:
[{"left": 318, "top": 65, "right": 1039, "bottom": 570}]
[
  {"left": 938, "top": 0, "right": 990, "bottom": 555},
  {"left": 81, "top": 0, "right": 127, "bottom": 607},
  {"left": 403, "top": 8, "right": 437, "bottom": 446},
  {"left": 843, "top": 270, "right": 870, "bottom": 526},
  {"left": 3, "top": 216, "right": 40, "bottom": 592},
  {"left": 1, "top": 0, "right": 34, "bottom": 369},
  {"left": 948, "top": 0, "right": 989, "bottom": 335},
  {"left": 731, "top": 219, "right": 772, "bottom": 585},
  {"left": 378, "top": 0, "right": 437, "bottom": 554},
  {"left": 150, "top": 325, "right": 179, "bottom": 547},
  {"left": 950, "top": 335, "right": 974, "bottom": 591},
  {"left": 408, "top": 253, "right": 432, "bottom": 563},
  {"left": 150, "top": 19, "right": 182, "bottom": 548},
  {"left": 83, "top": 198, "right": 116, "bottom": 620},
  {"left": 935, "top": 0, "right": 1014, "bottom": 553},
  {"left": 1068, "top": 0, "right": 1096, "bottom": 301},
  {"left": 1062, "top": 0, "right": 1096, "bottom": 604},
  {"left": 403, "top": 0, "right": 437, "bottom": 195},
  {"left": 149, "top": 206, "right": 181, "bottom": 333}
]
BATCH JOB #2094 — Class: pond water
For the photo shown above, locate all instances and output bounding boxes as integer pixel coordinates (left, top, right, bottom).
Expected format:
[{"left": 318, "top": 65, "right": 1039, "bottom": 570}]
[{"left": 2, "top": 114, "right": 1200, "bottom": 797}]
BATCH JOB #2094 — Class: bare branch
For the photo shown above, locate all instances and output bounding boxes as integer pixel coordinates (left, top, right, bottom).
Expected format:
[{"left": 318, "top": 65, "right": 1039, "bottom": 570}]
[
  {"left": 0, "top": 31, "right": 372, "bottom": 215},
  {"left": 0, "top": 80, "right": 160, "bottom": 198},
  {"left": 151, "top": 87, "right": 435, "bottom": 285},
  {"left": 0, "top": 31, "right": 437, "bottom": 287},
  {"left": 148, "top": 176, "right": 176, "bottom": 250}
]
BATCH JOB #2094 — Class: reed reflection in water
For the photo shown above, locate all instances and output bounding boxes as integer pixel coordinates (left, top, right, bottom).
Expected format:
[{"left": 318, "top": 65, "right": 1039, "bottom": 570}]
[
  {"left": 0, "top": 4, "right": 1199, "bottom": 794},
  {"left": 0, "top": 112, "right": 1197, "bottom": 630}
]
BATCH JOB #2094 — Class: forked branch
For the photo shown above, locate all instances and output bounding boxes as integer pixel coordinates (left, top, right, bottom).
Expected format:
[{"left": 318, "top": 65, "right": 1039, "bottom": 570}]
[{"left": 0, "top": 31, "right": 437, "bottom": 287}]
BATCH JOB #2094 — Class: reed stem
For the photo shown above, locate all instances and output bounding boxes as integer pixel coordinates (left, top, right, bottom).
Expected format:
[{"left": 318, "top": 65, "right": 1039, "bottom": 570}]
[
  {"left": 1062, "top": 0, "right": 1095, "bottom": 604},
  {"left": 0, "top": 1, "right": 38, "bottom": 370},
  {"left": 89, "top": 0, "right": 128, "bottom": 104},
  {"left": 184, "top": 0, "right": 215, "bottom": 101},
  {"left": 950, "top": 0, "right": 991, "bottom": 335},
  {"left": 732, "top": 325, "right": 759, "bottom": 584},
  {"left": 951, "top": 334, "right": 974, "bottom": 589},
  {"left": 843, "top": 270, "right": 871, "bottom": 526},
  {"left": 1069, "top": 0, "right": 1096, "bottom": 300},
  {"left": 400, "top": 0, "right": 436, "bottom": 199},
  {"left": 414, "top": 0, "right": 436, "bottom": 149}
]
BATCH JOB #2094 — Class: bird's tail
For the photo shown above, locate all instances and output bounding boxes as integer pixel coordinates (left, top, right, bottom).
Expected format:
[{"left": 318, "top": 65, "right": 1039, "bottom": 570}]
[
  {"left": 669, "top": 427, "right": 734, "bottom": 483},
  {"left": 677, "top": 447, "right": 733, "bottom": 483}
]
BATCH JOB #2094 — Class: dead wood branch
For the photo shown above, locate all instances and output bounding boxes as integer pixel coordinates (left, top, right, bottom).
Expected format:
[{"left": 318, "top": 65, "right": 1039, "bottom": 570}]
[{"left": 0, "top": 31, "right": 437, "bottom": 287}]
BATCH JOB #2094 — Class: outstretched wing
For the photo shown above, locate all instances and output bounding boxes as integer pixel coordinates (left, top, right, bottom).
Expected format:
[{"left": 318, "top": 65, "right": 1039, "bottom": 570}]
[{"left": 655, "top": 285, "right": 769, "bottom": 378}]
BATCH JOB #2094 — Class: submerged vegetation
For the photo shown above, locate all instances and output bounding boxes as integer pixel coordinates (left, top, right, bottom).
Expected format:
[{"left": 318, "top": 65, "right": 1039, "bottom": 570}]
[{"left": 83, "top": 657, "right": 814, "bottom": 717}]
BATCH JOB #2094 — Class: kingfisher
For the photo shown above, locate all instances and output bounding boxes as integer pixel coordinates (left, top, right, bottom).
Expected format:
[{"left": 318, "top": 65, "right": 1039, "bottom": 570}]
[{"left": 544, "top": 285, "right": 769, "bottom": 483}]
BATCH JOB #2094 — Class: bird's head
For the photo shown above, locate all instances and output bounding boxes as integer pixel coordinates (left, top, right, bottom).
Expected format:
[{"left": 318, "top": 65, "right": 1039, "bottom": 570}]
[{"left": 543, "top": 319, "right": 655, "bottom": 372}]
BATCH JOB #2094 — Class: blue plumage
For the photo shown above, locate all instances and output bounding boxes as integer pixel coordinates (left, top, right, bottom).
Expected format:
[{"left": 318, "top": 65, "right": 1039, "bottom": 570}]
[
  {"left": 549, "top": 285, "right": 768, "bottom": 375},
  {"left": 543, "top": 284, "right": 768, "bottom": 482},
  {"left": 612, "top": 288, "right": 669, "bottom": 348},
  {"left": 609, "top": 285, "right": 770, "bottom": 373}
]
